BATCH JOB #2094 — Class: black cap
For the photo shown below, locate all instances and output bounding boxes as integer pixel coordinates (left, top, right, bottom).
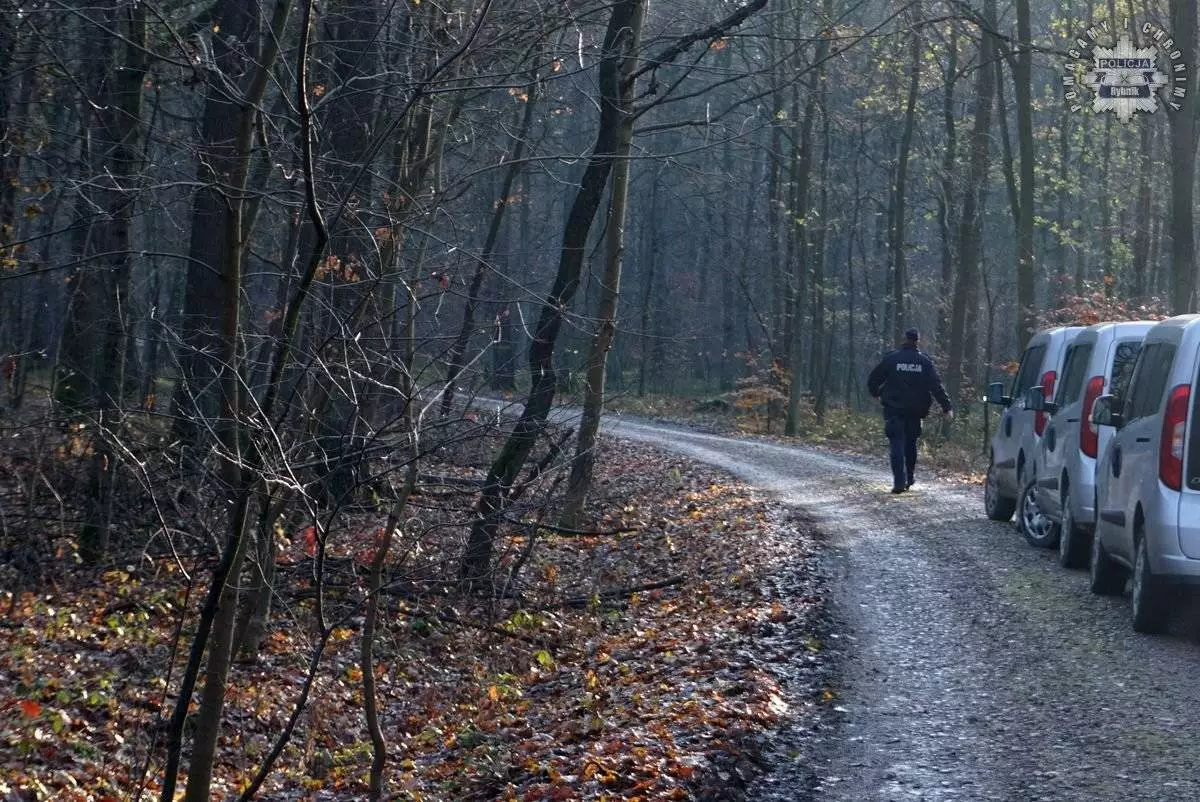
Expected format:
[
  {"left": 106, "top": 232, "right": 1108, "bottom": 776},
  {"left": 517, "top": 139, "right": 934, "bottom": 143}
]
[{"left": 904, "top": 327, "right": 919, "bottom": 342}]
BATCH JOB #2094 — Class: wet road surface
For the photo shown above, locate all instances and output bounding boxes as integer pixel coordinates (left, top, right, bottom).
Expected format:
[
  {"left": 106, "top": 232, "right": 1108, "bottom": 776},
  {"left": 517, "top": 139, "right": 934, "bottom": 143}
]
[{"left": 593, "top": 414, "right": 1200, "bottom": 801}]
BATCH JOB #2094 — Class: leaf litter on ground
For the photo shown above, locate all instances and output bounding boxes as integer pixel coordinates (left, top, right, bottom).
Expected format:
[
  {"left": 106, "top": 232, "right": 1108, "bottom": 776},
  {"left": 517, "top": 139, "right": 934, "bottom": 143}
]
[{"left": 0, "top": 435, "right": 827, "bottom": 801}]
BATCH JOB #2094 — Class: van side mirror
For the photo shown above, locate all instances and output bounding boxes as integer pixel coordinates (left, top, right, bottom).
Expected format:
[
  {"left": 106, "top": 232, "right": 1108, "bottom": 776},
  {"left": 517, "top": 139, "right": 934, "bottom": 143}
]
[
  {"left": 1023, "top": 386, "right": 1058, "bottom": 415},
  {"left": 1091, "top": 394, "right": 1123, "bottom": 429},
  {"left": 986, "top": 381, "right": 1012, "bottom": 407}
]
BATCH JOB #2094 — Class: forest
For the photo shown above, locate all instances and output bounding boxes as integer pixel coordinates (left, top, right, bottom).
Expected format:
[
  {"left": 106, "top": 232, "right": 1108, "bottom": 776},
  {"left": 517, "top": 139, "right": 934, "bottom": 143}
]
[{"left": 0, "top": 0, "right": 1196, "bottom": 798}]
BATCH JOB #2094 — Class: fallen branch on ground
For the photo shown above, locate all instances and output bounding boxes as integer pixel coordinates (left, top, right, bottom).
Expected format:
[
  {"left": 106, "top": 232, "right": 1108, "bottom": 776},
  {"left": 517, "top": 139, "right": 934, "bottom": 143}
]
[{"left": 558, "top": 574, "right": 686, "bottom": 608}]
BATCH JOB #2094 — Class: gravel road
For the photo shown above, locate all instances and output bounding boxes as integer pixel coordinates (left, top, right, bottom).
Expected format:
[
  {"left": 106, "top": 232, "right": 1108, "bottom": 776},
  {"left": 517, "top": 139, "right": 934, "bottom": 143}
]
[{"left": 593, "top": 413, "right": 1200, "bottom": 802}]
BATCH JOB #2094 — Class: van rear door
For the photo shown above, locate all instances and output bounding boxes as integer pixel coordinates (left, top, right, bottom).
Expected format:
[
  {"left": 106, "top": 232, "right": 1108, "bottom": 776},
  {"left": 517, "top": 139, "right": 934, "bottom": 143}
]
[{"left": 997, "top": 343, "right": 1047, "bottom": 493}]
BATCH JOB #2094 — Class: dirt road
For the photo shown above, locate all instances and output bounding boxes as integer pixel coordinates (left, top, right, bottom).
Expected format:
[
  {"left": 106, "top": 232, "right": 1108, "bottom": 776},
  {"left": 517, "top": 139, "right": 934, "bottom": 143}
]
[{"left": 596, "top": 413, "right": 1200, "bottom": 801}]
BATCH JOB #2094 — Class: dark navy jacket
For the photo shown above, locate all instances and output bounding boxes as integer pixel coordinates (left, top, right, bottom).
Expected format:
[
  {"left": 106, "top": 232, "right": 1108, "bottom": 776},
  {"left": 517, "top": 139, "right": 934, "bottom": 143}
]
[{"left": 867, "top": 343, "right": 953, "bottom": 418}]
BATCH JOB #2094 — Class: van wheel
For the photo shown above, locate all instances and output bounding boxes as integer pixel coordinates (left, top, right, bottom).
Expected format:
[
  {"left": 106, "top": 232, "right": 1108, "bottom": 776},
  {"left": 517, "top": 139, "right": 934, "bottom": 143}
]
[
  {"left": 985, "top": 463, "right": 1016, "bottom": 522},
  {"left": 1089, "top": 526, "right": 1126, "bottom": 596},
  {"left": 1018, "top": 475, "right": 1059, "bottom": 548},
  {"left": 1057, "top": 488, "right": 1088, "bottom": 569},
  {"left": 1131, "top": 529, "right": 1170, "bottom": 634}
]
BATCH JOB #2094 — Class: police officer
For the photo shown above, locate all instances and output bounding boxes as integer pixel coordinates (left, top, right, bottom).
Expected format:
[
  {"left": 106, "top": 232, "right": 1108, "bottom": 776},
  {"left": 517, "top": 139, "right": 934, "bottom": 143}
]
[{"left": 867, "top": 328, "right": 954, "bottom": 493}]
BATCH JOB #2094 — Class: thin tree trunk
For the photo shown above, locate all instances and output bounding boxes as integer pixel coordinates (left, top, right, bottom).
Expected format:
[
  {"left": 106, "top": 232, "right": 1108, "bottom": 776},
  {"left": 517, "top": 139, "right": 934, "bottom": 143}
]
[
  {"left": 996, "top": 58, "right": 1019, "bottom": 228},
  {"left": 637, "top": 172, "right": 660, "bottom": 397},
  {"left": 1131, "top": 121, "right": 1152, "bottom": 301},
  {"left": 1053, "top": 108, "right": 1071, "bottom": 308},
  {"left": 1013, "top": 0, "right": 1036, "bottom": 346},
  {"left": 846, "top": 117, "right": 864, "bottom": 405},
  {"left": 460, "top": 0, "right": 643, "bottom": 582},
  {"left": 362, "top": 261, "right": 421, "bottom": 798},
  {"left": 1100, "top": 117, "right": 1114, "bottom": 289},
  {"left": 559, "top": 2, "right": 644, "bottom": 527},
  {"left": 441, "top": 88, "right": 537, "bottom": 416},
  {"left": 936, "top": 24, "right": 958, "bottom": 348}
]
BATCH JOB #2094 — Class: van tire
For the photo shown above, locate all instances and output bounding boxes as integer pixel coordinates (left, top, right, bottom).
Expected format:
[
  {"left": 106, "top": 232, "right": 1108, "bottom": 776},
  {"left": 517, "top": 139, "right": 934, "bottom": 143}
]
[
  {"left": 985, "top": 463, "right": 1016, "bottom": 522},
  {"left": 1018, "top": 474, "right": 1059, "bottom": 549},
  {"left": 1089, "top": 527, "right": 1126, "bottom": 596},
  {"left": 1131, "top": 530, "right": 1170, "bottom": 634},
  {"left": 1057, "top": 487, "right": 1088, "bottom": 569}
]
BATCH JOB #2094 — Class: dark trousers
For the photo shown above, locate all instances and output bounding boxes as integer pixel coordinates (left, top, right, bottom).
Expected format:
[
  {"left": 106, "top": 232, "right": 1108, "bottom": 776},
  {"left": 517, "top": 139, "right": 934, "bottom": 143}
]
[{"left": 884, "top": 414, "right": 922, "bottom": 489}]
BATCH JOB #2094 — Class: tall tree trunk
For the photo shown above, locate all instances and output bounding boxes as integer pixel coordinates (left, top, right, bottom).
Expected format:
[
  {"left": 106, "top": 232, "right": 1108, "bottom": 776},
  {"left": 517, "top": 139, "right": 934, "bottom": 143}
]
[
  {"left": 767, "top": 27, "right": 786, "bottom": 357},
  {"left": 890, "top": 8, "right": 920, "bottom": 342},
  {"left": 782, "top": 57, "right": 802, "bottom": 368},
  {"left": 55, "top": 1, "right": 147, "bottom": 563},
  {"left": 169, "top": 0, "right": 268, "bottom": 439},
  {"left": 160, "top": 0, "right": 294, "bottom": 797},
  {"left": 460, "top": 0, "right": 768, "bottom": 580},
  {"left": 0, "top": 2, "right": 22, "bottom": 265},
  {"left": 811, "top": 75, "right": 832, "bottom": 421},
  {"left": 936, "top": 24, "right": 958, "bottom": 349},
  {"left": 559, "top": 2, "right": 644, "bottom": 528},
  {"left": 945, "top": 2, "right": 997, "bottom": 408},
  {"left": 1169, "top": 0, "right": 1198, "bottom": 313},
  {"left": 784, "top": 14, "right": 830, "bottom": 436},
  {"left": 738, "top": 151, "right": 764, "bottom": 355}
]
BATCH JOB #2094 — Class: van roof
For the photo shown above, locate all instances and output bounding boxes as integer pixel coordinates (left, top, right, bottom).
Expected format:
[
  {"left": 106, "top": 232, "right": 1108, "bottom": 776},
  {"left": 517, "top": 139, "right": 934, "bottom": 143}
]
[
  {"left": 1080, "top": 320, "right": 1158, "bottom": 336},
  {"left": 1144, "top": 314, "right": 1200, "bottom": 343},
  {"left": 1150, "top": 314, "right": 1200, "bottom": 331},
  {"left": 1029, "top": 325, "right": 1084, "bottom": 344}
]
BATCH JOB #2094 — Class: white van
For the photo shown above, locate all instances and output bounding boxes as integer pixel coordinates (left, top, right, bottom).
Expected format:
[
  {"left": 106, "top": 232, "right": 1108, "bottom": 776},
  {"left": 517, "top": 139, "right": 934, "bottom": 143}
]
[
  {"left": 1090, "top": 314, "right": 1200, "bottom": 633},
  {"left": 985, "top": 326, "right": 1085, "bottom": 529},
  {"left": 1023, "top": 322, "right": 1152, "bottom": 567}
]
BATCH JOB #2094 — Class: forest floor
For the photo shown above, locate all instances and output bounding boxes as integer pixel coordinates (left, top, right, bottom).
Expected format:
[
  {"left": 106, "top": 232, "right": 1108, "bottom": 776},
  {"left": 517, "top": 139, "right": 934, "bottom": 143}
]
[{"left": 0, "top": 436, "right": 831, "bottom": 801}]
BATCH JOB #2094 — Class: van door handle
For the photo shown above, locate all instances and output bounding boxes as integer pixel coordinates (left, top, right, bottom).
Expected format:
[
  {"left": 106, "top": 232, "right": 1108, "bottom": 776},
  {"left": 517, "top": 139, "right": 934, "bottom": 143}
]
[
  {"left": 1067, "top": 417, "right": 1080, "bottom": 423},
  {"left": 1135, "top": 437, "right": 1151, "bottom": 443}
]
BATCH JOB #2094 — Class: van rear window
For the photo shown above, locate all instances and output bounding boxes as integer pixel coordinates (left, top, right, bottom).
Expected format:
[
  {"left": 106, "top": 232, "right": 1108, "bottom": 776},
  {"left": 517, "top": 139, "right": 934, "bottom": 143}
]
[
  {"left": 1012, "top": 345, "right": 1047, "bottom": 397},
  {"left": 1125, "top": 343, "right": 1176, "bottom": 422},
  {"left": 1056, "top": 344, "right": 1093, "bottom": 406},
  {"left": 1109, "top": 340, "right": 1141, "bottom": 395}
]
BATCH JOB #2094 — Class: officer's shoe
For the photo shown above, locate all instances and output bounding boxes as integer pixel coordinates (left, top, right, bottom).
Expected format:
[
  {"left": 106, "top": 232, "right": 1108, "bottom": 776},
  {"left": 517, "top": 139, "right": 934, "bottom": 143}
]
[{"left": 891, "top": 486, "right": 906, "bottom": 494}]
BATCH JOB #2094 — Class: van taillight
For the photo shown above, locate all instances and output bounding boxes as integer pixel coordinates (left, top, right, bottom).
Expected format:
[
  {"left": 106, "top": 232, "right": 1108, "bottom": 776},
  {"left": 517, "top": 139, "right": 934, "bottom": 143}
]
[
  {"left": 1080, "top": 375, "right": 1104, "bottom": 458},
  {"left": 1160, "top": 384, "right": 1190, "bottom": 491},
  {"left": 1035, "top": 370, "right": 1056, "bottom": 436}
]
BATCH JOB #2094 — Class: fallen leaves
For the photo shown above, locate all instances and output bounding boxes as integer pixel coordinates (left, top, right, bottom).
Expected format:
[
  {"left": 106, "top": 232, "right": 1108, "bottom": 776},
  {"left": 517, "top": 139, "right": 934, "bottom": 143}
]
[{"left": 0, "top": 437, "right": 825, "bottom": 800}]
